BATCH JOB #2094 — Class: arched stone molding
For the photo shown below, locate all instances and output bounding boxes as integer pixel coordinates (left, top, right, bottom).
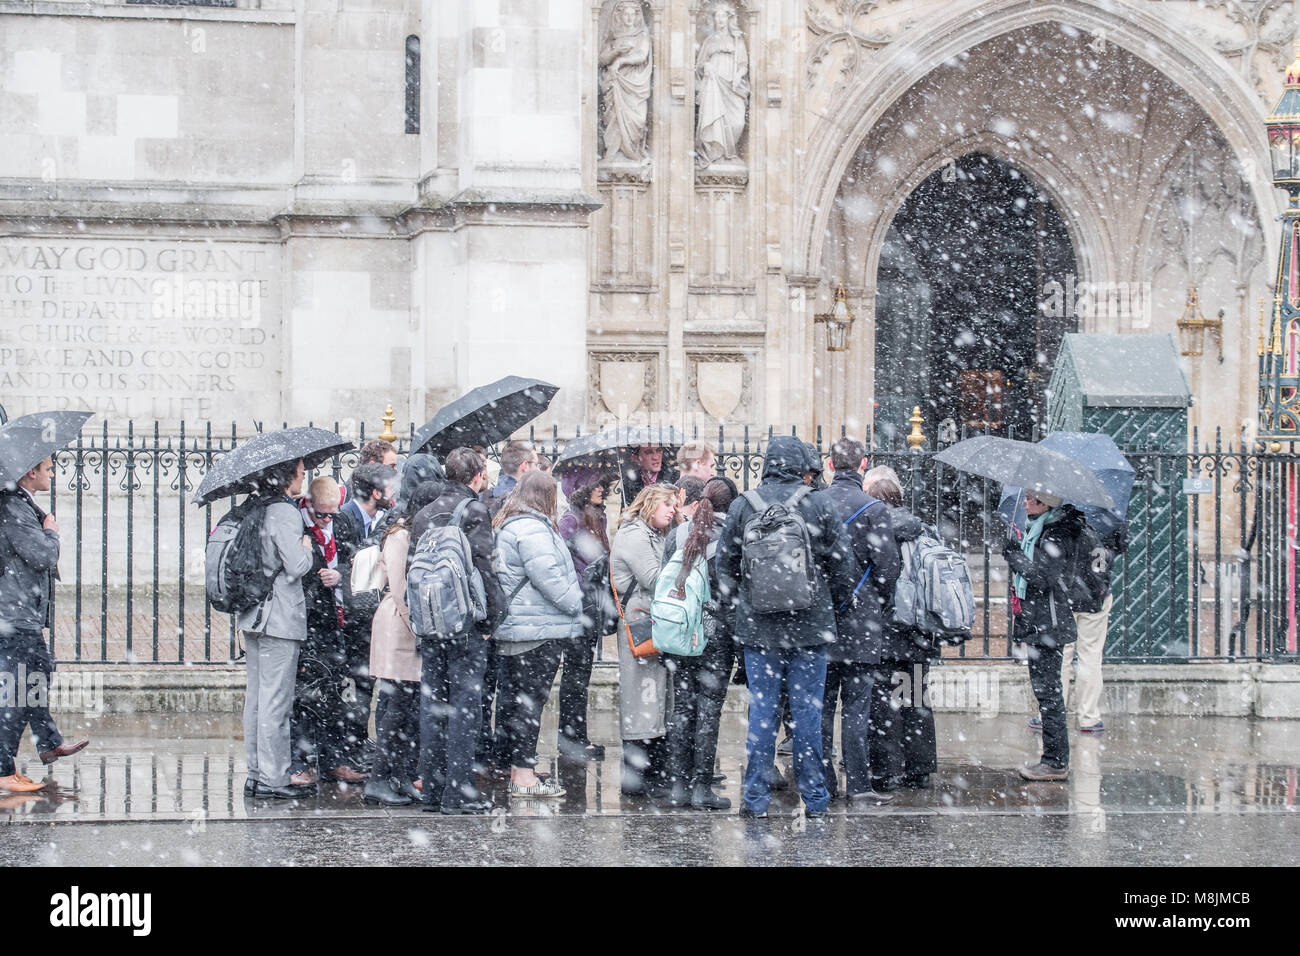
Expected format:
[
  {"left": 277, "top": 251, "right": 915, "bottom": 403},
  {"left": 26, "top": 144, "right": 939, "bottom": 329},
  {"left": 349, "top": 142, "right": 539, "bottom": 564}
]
[{"left": 795, "top": 0, "right": 1278, "bottom": 285}]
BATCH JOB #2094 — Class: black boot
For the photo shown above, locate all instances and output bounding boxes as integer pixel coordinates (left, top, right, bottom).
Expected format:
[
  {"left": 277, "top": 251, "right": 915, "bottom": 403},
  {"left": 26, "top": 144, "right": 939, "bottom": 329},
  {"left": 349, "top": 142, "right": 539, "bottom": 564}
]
[
  {"left": 691, "top": 782, "right": 731, "bottom": 810},
  {"left": 666, "top": 778, "right": 691, "bottom": 808},
  {"left": 363, "top": 777, "right": 413, "bottom": 806}
]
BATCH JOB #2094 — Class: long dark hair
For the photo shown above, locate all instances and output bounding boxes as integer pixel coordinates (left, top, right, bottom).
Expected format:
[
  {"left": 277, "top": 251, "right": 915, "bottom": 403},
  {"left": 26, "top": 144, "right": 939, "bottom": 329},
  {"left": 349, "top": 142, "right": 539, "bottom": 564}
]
[
  {"left": 568, "top": 478, "right": 611, "bottom": 551},
  {"left": 673, "top": 477, "right": 736, "bottom": 596},
  {"left": 493, "top": 469, "right": 559, "bottom": 530}
]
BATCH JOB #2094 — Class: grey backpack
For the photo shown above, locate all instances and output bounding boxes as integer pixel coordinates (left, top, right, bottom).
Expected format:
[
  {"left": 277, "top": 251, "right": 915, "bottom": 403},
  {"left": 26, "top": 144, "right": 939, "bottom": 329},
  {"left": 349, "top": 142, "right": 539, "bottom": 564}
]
[
  {"left": 405, "top": 498, "right": 487, "bottom": 641},
  {"left": 892, "top": 526, "right": 974, "bottom": 643},
  {"left": 741, "top": 485, "right": 816, "bottom": 614}
]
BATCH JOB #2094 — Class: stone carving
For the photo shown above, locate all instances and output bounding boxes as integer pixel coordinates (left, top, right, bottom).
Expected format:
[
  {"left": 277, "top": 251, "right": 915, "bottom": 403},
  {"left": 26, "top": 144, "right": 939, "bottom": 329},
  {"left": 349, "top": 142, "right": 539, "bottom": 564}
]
[
  {"left": 689, "top": 353, "right": 751, "bottom": 421},
  {"left": 1202, "top": 0, "right": 1291, "bottom": 100},
  {"left": 590, "top": 351, "right": 659, "bottom": 418},
  {"left": 695, "top": 2, "right": 750, "bottom": 169},
  {"left": 805, "top": 0, "right": 912, "bottom": 91},
  {"left": 599, "top": 1, "right": 653, "bottom": 164}
]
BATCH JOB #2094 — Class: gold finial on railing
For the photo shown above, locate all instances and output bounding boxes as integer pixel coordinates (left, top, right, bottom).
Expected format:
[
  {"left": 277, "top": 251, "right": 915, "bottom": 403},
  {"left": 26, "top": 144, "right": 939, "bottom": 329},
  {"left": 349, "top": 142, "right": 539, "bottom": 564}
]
[
  {"left": 906, "top": 405, "right": 926, "bottom": 451},
  {"left": 379, "top": 403, "right": 397, "bottom": 443}
]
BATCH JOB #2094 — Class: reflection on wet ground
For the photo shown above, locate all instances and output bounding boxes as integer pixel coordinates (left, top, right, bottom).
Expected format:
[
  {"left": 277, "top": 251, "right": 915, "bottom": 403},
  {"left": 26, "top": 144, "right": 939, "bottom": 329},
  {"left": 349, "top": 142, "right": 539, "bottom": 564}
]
[{"left": 3, "top": 711, "right": 1296, "bottom": 824}]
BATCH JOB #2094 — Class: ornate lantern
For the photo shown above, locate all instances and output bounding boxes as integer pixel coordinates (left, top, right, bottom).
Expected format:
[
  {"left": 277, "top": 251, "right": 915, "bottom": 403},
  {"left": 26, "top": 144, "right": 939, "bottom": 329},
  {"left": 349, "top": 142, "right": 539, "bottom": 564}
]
[
  {"left": 1175, "top": 284, "right": 1222, "bottom": 360},
  {"left": 1260, "top": 40, "right": 1300, "bottom": 444},
  {"left": 814, "top": 283, "right": 855, "bottom": 352}
]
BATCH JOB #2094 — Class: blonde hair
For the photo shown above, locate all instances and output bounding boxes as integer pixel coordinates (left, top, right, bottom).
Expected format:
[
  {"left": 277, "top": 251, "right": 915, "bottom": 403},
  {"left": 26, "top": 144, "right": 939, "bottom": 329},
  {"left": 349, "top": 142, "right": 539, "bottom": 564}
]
[
  {"left": 308, "top": 475, "right": 340, "bottom": 508},
  {"left": 619, "top": 484, "right": 679, "bottom": 530},
  {"left": 677, "top": 440, "right": 716, "bottom": 472},
  {"left": 863, "top": 465, "right": 903, "bottom": 507}
]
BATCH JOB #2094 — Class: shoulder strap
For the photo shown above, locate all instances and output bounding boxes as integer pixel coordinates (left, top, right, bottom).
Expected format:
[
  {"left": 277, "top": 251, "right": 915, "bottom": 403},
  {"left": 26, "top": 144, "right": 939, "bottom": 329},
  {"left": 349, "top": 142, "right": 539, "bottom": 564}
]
[
  {"left": 448, "top": 496, "right": 473, "bottom": 529},
  {"left": 843, "top": 495, "right": 881, "bottom": 526},
  {"left": 786, "top": 485, "right": 812, "bottom": 508},
  {"left": 742, "top": 488, "right": 767, "bottom": 514}
]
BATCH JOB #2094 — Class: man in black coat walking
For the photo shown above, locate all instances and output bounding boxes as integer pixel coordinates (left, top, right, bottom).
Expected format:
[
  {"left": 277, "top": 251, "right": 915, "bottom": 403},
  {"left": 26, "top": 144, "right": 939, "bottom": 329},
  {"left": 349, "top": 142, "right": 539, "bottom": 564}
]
[
  {"left": 411, "top": 447, "right": 504, "bottom": 813},
  {"left": 0, "top": 456, "right": 89, "bottom": 793},
  {"left": 715, "top": 435, "right": 857, "bottom": 818},
  {"left": 822, "top": 438, "right": 901, "bottom": 803}
]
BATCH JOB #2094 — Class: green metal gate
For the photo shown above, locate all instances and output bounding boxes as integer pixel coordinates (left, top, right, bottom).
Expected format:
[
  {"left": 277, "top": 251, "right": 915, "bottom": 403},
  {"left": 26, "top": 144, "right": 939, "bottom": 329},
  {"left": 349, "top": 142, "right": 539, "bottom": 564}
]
[{"left": 1047, "top": 334, "right": 1192, "bottom": 657}]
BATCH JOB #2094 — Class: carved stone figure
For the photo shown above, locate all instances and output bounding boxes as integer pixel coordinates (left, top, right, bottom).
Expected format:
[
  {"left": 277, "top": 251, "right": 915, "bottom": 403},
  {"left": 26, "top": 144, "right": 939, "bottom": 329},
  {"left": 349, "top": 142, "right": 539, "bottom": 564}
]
[
  {"left": 695, "top": 2, "right": 749, "bottom": 168},
  {"left": 599, "top": 1, "right": 653, "bottom": 163}
]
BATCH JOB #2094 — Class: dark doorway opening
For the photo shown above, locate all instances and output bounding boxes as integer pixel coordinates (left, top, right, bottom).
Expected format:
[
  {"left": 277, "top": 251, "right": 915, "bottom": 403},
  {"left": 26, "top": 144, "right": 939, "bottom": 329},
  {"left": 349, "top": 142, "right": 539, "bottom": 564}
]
[{"left": 874, "top": 153, "right": 1078, "bottom": 448}]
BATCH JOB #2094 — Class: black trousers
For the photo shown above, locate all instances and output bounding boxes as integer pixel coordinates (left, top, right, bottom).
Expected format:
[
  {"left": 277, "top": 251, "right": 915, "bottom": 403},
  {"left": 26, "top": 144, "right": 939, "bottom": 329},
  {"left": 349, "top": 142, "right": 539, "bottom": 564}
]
[
  {"left": 371, "top": 678, "right": 420, "bottom": 783},
  {"left": 868, "top": 660, "right": 938, "bottom": 784},
  {"left": 665, "top": 629, "right": 732, "bottom": 787},
  {"left": 290, "top": 626, "right": 350, "bottom": 774},
  {"left": 494, "top": 641, "right": 564, "bottom": 770},
  {"left": 821, "top": 660, "right": 877, "bottom": 796},
  {"left": 476, "top": 641, "right": 501, "bottom": 766},
  {"left": 557, "top": 632, "right": 599, "bottom": 747},
  {"left": 418, "top": 635, "right": 489, "bottom": 809},
  {"left": 1026, "top": 642, "right": 1069, "bottom": 768},
  {"left": 340, "top": 624, "right": 375, "bottom": 767},
  {"left": 622, "top": 736, "right": 670, "bottom": 793},
  {"left": 0, "top": 630, "right": 62, "bottom": 776}
]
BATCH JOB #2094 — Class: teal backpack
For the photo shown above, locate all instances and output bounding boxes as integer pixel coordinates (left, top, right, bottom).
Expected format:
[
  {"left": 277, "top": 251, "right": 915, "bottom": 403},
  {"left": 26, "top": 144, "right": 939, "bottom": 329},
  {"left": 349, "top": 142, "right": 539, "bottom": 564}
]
[{"left": 650, "top": 550, "right": 711, "bottom": 656}]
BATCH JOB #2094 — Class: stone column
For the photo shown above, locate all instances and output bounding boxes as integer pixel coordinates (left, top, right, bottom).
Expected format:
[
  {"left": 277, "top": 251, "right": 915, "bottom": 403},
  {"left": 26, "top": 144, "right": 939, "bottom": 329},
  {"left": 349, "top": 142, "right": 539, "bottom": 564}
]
[{"left": 411, "top": 0, "right": 598, "bottom": 431}]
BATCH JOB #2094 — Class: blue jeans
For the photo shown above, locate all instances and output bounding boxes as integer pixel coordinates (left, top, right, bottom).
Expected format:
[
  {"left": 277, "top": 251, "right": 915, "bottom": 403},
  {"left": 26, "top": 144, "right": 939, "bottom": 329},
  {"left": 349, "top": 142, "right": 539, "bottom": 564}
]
[{"left": 742, "top": 645, "right": 830, "bottom": 814}]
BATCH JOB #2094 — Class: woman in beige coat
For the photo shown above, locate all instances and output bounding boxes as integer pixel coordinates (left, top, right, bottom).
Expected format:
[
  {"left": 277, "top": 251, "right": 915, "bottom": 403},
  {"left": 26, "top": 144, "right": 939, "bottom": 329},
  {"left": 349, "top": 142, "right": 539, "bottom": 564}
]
[
  {"left": 611, "top": 483, "right": 679, "bottom": 798},
  {"left": 364, "top": 481, "right": 440, "bottom": 806}
]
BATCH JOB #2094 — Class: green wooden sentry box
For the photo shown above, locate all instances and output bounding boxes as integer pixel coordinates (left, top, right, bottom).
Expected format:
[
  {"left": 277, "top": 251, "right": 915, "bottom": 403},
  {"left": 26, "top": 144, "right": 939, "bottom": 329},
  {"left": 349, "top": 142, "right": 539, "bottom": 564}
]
[{"left": 1046, "top": 334, "right": 1192, "bottom": 658}]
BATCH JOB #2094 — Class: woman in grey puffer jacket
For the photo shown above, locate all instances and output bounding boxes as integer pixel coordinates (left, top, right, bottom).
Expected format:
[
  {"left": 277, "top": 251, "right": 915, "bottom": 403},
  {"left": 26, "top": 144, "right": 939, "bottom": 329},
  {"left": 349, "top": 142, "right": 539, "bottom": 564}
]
[{"left": 491, "top": 470, "right": 583, "bottom": 798}]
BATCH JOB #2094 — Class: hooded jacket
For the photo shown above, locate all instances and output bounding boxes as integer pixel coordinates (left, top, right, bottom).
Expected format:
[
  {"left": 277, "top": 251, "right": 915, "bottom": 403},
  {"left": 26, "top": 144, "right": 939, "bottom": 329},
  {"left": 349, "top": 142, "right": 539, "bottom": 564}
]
[
  {"left": 826, "top": 471, "right": 901, "bottom": 664},
  {"left": 714, "top": 436, "right": 857, "bottom": 651},
  {"left": 1001, "top": 503, "right": 1085, "bottom": 648}
]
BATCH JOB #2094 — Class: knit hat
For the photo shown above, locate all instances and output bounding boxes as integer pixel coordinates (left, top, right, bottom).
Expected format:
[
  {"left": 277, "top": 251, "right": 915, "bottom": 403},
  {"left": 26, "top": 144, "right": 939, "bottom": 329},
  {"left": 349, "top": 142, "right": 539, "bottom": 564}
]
[
  {"left": 561, "top": 465, "right": 604, "bottom": 500},
  {"left": 1028, "top": 490, "right": 1064, "bottom": 509}
]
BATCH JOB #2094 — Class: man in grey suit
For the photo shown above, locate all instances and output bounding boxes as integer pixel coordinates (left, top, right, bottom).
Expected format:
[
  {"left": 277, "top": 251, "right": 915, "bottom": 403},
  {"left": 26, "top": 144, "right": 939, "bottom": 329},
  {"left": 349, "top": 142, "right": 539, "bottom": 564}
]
[{"left": 239, "top": 458, "right": 315, "bottom": 800}]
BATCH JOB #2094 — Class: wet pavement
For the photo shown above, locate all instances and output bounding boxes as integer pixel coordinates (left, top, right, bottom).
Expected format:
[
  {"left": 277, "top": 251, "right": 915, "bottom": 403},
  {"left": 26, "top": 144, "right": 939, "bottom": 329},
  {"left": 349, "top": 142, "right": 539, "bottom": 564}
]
[{"left": 1, "top": 710, "right": 1296, "bottom": 865}]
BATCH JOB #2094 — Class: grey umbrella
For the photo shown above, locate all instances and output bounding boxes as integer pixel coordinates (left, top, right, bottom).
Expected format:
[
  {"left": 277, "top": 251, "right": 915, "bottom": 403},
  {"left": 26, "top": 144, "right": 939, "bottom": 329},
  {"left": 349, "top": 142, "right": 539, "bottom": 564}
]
[
  {"left": 552, "top": 425, "right": 686, "bottom": 480},
  {"left": 934, "top": 435, "right": 1116, "bottom": 510},
  {"left": 410, "top": 376, "right": 559, "bottom": 457},
  {"left": 191, "top": 427, "right": 354, "bottom": 505},
  {"left": 0, "top": 410, "right": 94, "bottom": 487}
]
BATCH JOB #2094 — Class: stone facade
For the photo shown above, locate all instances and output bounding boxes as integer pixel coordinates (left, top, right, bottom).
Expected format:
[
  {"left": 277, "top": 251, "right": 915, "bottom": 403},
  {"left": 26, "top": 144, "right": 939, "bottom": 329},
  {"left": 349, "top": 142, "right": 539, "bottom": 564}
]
[{"left": 0, "top": 0, "right": 1289, "bottom": 444}]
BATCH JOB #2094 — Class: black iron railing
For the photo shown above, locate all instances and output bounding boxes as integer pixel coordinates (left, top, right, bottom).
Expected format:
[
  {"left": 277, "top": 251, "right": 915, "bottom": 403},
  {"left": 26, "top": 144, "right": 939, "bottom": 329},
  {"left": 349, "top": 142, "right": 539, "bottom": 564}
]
[{"left": 41, "top": 421, "right": 1299, "bottom": 664}]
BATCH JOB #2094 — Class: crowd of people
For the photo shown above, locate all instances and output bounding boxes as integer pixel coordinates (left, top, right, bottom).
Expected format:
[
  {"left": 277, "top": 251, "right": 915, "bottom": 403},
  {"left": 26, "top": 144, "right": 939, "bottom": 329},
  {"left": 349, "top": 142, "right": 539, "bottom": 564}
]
[{"left": 1, "top": 432, "right": 1111, "bottom": 815}]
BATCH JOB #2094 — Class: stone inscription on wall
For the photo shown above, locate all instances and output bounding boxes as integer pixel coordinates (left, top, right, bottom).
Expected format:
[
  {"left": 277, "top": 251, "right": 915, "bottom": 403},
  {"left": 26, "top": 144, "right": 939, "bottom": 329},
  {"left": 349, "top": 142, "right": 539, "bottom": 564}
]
[{"left": 0, "top": 240, "right": 280, "bottom": 423}]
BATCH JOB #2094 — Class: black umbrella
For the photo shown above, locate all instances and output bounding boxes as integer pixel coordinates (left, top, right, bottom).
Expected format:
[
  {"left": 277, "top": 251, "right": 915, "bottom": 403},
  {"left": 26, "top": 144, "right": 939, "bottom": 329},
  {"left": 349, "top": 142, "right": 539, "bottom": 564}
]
[
  {"left": 552, "top": 425, "right": 686, "bottom": 480},
  {"left": 934, "top": 435, "right": 1116, "bottom": 510},
  {"left": 0, "top": 410, "right": 94, "bottom": 487},
  {"left": 192, "top": 427, "right": 354, "bottom": 506},
  {"left": 410, "top": 376, "right": 559, "bottom": 457}
]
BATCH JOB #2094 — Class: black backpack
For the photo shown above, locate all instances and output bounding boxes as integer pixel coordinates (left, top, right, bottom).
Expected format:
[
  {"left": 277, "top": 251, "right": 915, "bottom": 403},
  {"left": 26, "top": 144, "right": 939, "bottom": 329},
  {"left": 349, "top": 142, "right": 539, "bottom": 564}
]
[
  {"left": 740, "top": 485, "right": 817, "bottom": 614},
  {"left": 1070, "top": 523, "right": 1113, "bottom": 614},
  {"left": 580, "top": 553, "right": 620, "bottom": 638},
  {"left": 205, "top": 496, "right": 281, "bottom": 615}
]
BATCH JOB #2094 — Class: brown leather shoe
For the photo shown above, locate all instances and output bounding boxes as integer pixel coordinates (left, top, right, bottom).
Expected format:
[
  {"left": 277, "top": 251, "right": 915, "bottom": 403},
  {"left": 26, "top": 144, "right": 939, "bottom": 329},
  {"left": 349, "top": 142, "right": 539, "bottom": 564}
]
[
  {"left": 330, "top": 765, "right": 366, "bottom": 783},
  {"left": 39, "top": 739, "right": 89, "bottom": 765},
  {"left": 290, "top": 769, "right": 318, "bottom": 786},
  {"left": 0, "top": 772, "right": 47, "bottom": 793}
]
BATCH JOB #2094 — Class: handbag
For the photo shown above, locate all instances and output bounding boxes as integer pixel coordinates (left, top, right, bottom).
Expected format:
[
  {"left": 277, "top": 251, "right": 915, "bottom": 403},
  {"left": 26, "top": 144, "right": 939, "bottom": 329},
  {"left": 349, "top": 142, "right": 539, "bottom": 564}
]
[
  {"left": 610, "top": 553, "right": 658, "bottom": 659},
  {"left": 350, "top": 543, "right": 384, "bottom": 594}
]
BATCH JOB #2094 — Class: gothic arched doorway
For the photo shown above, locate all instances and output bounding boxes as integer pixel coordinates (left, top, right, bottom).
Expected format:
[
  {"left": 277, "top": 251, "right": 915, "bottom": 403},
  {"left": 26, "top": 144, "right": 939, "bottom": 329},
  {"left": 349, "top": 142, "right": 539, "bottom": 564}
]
[{"left": 874, "top": 153, "right": 1078, "bottom": 447}]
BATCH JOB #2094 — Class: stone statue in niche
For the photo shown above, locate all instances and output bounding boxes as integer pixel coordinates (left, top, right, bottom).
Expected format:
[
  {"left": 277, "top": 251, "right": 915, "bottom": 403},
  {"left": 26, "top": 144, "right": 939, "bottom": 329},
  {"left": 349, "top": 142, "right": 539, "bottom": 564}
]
[
  {"left": 599, "top": 1, "right": 653, "bottom": 163},
  {"left": 695, "top": 1, "right": 749, "bottom": 168}
]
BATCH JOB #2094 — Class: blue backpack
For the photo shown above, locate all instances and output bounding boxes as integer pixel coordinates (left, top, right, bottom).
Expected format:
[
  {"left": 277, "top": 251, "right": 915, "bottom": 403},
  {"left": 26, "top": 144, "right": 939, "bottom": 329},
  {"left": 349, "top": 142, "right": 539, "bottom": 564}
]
[{"left": 650, "top": 551, "right": 711, "bottom": 656}]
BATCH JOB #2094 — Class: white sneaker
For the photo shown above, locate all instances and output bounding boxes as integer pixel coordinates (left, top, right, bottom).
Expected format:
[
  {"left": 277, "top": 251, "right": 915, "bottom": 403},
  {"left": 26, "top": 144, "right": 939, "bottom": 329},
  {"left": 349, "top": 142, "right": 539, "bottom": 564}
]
[{"left": 508, "top": 779, "right": 567, "bottom": 798}]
